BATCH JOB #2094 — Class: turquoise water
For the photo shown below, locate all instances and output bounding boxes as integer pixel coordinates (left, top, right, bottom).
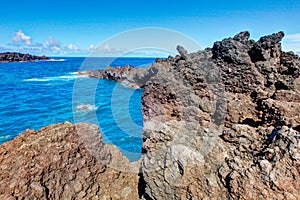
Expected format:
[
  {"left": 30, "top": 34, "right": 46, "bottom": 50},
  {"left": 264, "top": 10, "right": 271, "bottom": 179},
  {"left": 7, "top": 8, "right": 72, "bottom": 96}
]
[{"left": 0, "top": 57, "right": 155, "bottom": 161}]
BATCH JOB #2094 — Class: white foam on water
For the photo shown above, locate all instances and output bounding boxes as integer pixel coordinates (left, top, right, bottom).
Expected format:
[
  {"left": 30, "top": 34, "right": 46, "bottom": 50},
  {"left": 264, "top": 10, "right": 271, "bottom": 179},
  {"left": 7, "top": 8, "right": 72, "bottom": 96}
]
[
  {"left": 69, "top": 71, "right": 88, "bottom": 77},
  {"left": 24, "top": 78, "right": 52, "bottom": 82},
  {"left": 75, "top": 104, "right": 98, "bottom": 112},
  {"left": 45, "top": 58, "right": 66, "bottom": 62},
  {"left": 0, "top": 134, "right": 13, "bottom": 141},
  {"left": 24, "top": 72, "right": 88, "bottom": 82}
]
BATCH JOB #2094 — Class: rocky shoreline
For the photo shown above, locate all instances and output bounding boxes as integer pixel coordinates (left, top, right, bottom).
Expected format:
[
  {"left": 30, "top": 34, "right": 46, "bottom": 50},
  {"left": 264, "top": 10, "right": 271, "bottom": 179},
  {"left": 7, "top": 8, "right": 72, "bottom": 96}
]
[
  {"left": 0, "top": 31, "right": 299, "bottom": 199},
  {"left": 0, "top": 52, "right": 50, "bottom": 62},
  {"left": 81, "top": 63, "right": 161, "bottom": 88}
]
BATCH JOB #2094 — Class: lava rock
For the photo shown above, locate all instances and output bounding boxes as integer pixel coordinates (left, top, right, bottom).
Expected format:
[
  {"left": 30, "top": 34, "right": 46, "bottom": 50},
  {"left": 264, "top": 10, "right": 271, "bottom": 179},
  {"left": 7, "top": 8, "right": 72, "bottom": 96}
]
[
  {"left": 84, "top": 64, "right": 159, "bottom": 88},
  {"left": 0, "top": 52, "right": 50, "bottom": 62},
  {"left": 141, "top": 31, "right": 299, "bottom": 199}
]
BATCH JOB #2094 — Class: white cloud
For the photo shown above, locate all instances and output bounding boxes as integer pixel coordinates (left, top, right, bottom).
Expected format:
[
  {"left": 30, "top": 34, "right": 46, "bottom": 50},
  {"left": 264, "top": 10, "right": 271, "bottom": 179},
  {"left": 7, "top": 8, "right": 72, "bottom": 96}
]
[
  {"left": 91, "top": 43, "right": 112, "bottom": 53},
  {"left": 89, "top": 43, "right": 127, "bottom": 55},
  {"left": 45, "top": 37, "right": 62, "bottom": 51},
  {"left": 45, "top": 38, "right": 82, "bottom": 54},
  {"left": 45, "top": 37, "right": 61, "bottom": 47},
  {"left": 6, "top": 30, "right": 88, "bottom": 55},
  {"left": 52, "top": 46, "right": 62, "bottom": 51},
  {"left": 124, "top": 49, "right": 173, "bottom": 57},
  {"left": 0, "top": 46, "right": 12, "bottom": 52},
  {"left": 12, "top": 30, "right": 32, "bottom": 46},
  {"left": 285, "top": 34, "right": 300, "bottom": 42},
  {"left": 67, "top": 43, "right": 79, "bottom": 51},
  {"left": 31, "top": 42, "right": 44, "bottom": 48},
  {"left": 282, "top": 33, "right": 300, "bottom": 53},
  {"left": 87, "top": 44, "right": 95, "bottom": 52}
]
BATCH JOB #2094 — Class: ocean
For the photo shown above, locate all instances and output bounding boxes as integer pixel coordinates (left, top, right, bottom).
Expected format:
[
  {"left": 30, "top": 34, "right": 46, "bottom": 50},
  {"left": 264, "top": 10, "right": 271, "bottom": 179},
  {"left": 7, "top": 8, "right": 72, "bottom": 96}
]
[{"left": 0, "top": 57, "right": 156, "bottom": 161}]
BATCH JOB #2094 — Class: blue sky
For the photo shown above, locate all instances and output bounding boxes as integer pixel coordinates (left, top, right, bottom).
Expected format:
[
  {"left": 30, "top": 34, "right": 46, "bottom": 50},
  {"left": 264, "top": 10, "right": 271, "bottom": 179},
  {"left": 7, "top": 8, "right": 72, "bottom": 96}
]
[{"left": 0, "top": 0, "right": 299, "bottom": 56}]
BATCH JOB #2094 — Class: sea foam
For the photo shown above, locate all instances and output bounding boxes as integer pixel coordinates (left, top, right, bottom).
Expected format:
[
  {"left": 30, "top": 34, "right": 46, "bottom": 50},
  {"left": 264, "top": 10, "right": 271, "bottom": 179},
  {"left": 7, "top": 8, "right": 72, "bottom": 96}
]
[
  {"left": 24, "top": 72, "right": 87, "bottom": 82},
  {"left": 75, "top": 104, "right": 98, "bottom": 112}
]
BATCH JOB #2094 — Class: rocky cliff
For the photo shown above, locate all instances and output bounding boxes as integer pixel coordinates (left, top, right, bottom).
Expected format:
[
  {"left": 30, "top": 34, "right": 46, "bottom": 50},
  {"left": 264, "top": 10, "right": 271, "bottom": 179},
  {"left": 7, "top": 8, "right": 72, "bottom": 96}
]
[
  {"left": 0, "top": 31, "right": 299, "bottom": 199},
  {"left": 0, "top": 52, "right": 50, "bottom": 62},
  {"left": 141, "top": 31, "right": 300, "bottom": 199}
]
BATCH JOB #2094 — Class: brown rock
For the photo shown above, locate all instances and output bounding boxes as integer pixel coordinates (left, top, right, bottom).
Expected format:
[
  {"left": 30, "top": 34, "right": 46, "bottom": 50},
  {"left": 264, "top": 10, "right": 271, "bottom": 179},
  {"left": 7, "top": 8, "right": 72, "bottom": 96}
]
[{"left": 0, "top": 122, "right": 139, "bottom": 199}]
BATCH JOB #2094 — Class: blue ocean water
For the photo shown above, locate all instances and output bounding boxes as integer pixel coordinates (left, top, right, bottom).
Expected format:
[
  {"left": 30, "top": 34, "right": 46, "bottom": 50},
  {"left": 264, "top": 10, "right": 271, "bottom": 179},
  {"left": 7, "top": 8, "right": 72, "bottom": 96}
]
[{"left": 0, "top": 57, "right": 155, "bottom": 161}]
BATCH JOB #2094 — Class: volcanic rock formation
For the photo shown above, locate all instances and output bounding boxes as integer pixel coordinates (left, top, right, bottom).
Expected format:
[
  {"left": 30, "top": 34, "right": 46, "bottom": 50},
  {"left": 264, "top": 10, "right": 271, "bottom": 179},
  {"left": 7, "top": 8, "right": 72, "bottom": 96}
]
[
  {"left": 141, "top": 31, "right": 299, "bottom": 199},
  {"left": 83, "top": 64, "right": 159, "bottom": 88},
  {"left": 0, "top": 31, "right": 299, "bottom": 200},
  {"left": 0, "top": 52, "right": 50, "bottom": 62}
]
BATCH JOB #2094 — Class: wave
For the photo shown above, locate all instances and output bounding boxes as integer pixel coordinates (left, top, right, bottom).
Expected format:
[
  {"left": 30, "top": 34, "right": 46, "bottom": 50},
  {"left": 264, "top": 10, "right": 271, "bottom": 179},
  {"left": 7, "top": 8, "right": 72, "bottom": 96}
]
[
  {"left": 24, "top": 78, "right": 51, "bottom": 82},
  {"left": 69, "top": 71, "right": 87, "bottom": 75},
  {"left": 24, "top": 72, "right": 88, "bottom": 82},
  {"left": 69, "top": 72, "right": 79, "bottom": 75},
  {"left": 75, "top": 104, "right": 98, "bottom": 112},
  {"left": 44, "top": 58, "right": 66, "bottom": 62},
  {"left": 0, "top": 134, "right": 13, "bottom": 142}
]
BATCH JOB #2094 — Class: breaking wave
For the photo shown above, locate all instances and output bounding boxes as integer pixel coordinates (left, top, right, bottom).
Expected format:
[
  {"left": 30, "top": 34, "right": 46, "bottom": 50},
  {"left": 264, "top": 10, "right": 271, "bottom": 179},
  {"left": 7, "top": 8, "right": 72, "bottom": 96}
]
[
  {"left": 45, "top": 58, "right": 66, "bottom": 62},
  {"left": 24, "top": 72, "right": 87, "bottom": 82}
]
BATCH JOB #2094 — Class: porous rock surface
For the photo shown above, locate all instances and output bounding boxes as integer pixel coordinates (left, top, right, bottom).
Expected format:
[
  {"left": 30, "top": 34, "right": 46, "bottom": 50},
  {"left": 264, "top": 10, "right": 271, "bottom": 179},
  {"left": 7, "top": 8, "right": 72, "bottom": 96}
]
[
  {"left": 141, "top": 31, "right": 300, "bottom": 199},
  {"left": 83, "top": 64, "right": 158, "bottom": 88},
  {"left": 0, "top": 31, "right": 299, "bottom": 200},
  {"left": 0, "top": 122, "right": 139, "bottom": 199}
]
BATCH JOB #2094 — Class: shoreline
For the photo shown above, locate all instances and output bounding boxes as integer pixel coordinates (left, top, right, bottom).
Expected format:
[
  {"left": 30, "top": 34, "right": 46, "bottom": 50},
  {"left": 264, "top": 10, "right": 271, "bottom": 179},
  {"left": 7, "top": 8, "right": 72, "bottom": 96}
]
[
  {"left": 0, "top": 31, "right": 299, "bottom": 199},
  {"left": 81, "top": 63, "right": 159, "bottom": 88},
  {"left": 0, "top": 52, "right": 50, "bottom": 63}
]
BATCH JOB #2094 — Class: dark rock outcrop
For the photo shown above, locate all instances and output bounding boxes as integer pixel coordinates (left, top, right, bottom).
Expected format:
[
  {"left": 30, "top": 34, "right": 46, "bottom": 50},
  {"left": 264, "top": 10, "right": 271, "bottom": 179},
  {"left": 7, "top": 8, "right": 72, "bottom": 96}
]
[
  {"left": 141, "top": 31, "right": 300, "bottom": 199},
  {"left": 0, "top": 52, "right": 50, "bottom": 62},
  {"left": 82, "top": 64, "right": 160, "bottom": 88},
  {"left": 0, "top": 122, "right": 139, "bottom": 199}
]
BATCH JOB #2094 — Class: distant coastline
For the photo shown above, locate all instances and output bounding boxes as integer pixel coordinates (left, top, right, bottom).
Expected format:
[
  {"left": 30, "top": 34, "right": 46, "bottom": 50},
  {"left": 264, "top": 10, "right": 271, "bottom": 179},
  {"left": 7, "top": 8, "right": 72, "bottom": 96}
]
[{"left": 0, "top": 52, "right": 50, "bottom": 62}]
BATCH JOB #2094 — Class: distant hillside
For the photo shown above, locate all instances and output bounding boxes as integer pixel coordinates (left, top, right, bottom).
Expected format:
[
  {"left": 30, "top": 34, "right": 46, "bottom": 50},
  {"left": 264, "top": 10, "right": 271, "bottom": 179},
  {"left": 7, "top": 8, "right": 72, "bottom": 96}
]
[{"left": 0, "top": 52, "right": 50, "bottom": 62}]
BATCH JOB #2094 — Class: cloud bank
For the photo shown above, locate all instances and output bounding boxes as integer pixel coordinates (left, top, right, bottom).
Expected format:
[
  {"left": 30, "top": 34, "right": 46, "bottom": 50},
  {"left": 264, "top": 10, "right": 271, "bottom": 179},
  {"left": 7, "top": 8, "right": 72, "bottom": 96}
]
[
  {"left": 3, "top": 29, "right": 168, "bottom": 57},
  {"left": 3, "top": 30, "right": 85, "bottom": 56},
  {"left": 6, "top": 30, "right": 299, "bottom": 57}
]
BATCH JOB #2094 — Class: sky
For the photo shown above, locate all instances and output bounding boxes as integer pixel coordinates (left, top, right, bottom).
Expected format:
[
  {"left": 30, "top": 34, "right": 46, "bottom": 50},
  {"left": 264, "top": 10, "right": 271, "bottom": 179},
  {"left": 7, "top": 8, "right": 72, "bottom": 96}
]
[{"left": 0, "top": 0, "right": 299, "bottom": 57}]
